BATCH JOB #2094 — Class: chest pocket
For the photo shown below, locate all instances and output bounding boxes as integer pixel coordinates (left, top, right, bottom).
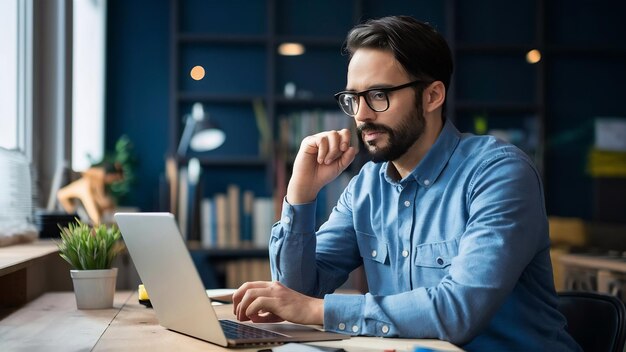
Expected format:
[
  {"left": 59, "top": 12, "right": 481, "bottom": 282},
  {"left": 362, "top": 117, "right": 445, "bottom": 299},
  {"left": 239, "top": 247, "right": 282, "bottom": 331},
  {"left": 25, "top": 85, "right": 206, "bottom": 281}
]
[
  {"left": 415, "top": 238, "right": 459, "bottom": 267},
  {"left": 356, "top": 231, "right": 389, "bottom": 264},
  {"left": 413, "top": 238, "right": 459, "bottom": 286}
]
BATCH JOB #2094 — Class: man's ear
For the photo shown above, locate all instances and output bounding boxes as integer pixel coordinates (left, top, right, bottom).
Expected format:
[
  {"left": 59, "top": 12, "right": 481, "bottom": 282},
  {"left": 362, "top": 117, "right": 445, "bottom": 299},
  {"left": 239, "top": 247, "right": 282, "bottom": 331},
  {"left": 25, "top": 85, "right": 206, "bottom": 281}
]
[{"left": 422, "top": 81, "right": 446, "bottom": 113}]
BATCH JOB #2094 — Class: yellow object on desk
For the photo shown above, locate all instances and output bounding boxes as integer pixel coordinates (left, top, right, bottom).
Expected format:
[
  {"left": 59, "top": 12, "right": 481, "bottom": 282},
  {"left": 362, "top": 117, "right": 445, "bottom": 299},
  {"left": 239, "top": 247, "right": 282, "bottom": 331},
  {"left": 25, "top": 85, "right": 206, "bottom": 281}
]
[{"left": 138, "top": 284, "right": 152, "bottom": 307}]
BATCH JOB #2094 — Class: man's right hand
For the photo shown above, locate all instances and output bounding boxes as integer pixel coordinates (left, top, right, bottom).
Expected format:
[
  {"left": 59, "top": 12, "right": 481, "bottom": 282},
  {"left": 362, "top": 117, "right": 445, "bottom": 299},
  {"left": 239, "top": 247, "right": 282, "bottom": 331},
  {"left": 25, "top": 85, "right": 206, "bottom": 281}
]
[{"left": 286, "top": 129, "right": 357, "bottom": 204}]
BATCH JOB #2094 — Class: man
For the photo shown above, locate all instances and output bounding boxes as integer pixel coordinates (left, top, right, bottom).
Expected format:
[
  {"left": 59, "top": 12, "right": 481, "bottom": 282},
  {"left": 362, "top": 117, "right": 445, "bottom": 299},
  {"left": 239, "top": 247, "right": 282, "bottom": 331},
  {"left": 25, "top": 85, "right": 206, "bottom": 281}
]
[{"left": 233, "top": 16, "right": 580, "bottom": 351}]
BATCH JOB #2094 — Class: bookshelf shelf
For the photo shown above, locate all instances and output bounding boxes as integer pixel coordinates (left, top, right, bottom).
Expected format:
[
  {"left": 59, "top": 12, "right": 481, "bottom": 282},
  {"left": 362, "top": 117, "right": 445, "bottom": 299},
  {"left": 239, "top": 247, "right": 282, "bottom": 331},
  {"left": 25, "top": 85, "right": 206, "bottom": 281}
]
[
  {"left": 176, "top": 155, "right": 268, "bottom": 167},
  {"left": 455, "top": 43, "right": 536, "bottom": 54},
  {"left": 275, "top": 96, "right": 338, "bottom": 106},
  {"left": 177, "top": 33, "right": 268, "bottom": 45},
  {"left": 275, "top": 36, "right": 344, "bottom": 47},
  {"left": 546, "top": 46, "right": 626, "bottom": 58},
  {"left": 187, "top": 243, "right": 269, "bottom": 259},
  {"left": 455, "top": 101, "right": 541, "bottom": 114},
  {"left": 177, "top": 92, "right": 264, "bottom": 104}
]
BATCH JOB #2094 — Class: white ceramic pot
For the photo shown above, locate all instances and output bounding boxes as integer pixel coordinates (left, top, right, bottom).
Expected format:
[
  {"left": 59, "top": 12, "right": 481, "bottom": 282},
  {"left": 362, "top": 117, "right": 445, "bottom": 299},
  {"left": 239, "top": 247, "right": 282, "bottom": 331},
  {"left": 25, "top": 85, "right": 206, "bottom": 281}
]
[{"left": 70, "top": 268, "right": 118, "bottom": 309}]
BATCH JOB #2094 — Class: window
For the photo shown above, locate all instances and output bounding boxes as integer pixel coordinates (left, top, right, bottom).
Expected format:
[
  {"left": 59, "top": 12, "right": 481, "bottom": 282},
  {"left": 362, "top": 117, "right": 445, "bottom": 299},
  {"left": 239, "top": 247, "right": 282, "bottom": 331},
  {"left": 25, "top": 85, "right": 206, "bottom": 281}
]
[
  {"left": 0, "top": 0, "right": 18, "bottom": 150},
  {"left": 72, "top": 0, "right": 106, "bottom": 171},
  {"left": 0, "top": 0, "right": 33, "bottom": 157}
]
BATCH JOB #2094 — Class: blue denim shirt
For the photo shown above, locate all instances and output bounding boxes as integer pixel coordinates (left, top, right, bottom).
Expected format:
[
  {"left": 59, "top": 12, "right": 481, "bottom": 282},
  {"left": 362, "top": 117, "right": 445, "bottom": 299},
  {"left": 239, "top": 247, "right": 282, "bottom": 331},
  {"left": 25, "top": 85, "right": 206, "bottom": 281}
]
[{"left": 269, "top": 120, "right": 581, "bottom": 351}]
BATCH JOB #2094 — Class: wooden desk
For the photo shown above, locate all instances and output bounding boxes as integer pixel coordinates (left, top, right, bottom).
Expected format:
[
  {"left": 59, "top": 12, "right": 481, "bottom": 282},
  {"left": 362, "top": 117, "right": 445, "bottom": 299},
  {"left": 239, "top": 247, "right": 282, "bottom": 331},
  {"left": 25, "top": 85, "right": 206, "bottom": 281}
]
[
  {"left": 0, "top": 291, "right": 462, "bottom": 351},
  {"left": 0, "top": 240, "right": 72, "bottom": 310}
]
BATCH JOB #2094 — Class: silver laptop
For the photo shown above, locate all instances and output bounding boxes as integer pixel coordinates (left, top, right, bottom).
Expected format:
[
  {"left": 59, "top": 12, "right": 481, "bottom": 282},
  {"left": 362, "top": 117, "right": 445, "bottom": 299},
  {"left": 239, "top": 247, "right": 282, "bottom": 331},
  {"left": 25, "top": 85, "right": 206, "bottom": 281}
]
[{"left": 114, "top": 212, "right": 349, "bottom": 347}]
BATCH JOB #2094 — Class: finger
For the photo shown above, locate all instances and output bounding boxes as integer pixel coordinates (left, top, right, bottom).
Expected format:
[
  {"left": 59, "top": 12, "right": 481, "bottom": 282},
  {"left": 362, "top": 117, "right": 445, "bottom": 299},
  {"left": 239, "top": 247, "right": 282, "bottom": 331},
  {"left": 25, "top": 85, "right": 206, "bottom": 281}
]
[
  {"left": 322, "top": 131, "right": 341, "bottom": 164},
  {"left": 339, "top": 146, "right": 357, "bottom": 170},
  {"left": 245, "top": 296, "right": 280, "bottom": 322},
  {"left": 315, "top": 135, "right": 329, "bottom": 164},
  {"left": 232, "top": 281, "right": 272, "bottom": 316},
  {"left": 237, "top": 286, "right": 275, "bottom": 321},
  {"left": 232, "top": 284, "right": 246, "bottom": 315},
  {"left": 338, "top": 128, "right": 352, "bottom": 151},
  {"left": 233, "top": 282, "right": 253, "bottom": 315}
]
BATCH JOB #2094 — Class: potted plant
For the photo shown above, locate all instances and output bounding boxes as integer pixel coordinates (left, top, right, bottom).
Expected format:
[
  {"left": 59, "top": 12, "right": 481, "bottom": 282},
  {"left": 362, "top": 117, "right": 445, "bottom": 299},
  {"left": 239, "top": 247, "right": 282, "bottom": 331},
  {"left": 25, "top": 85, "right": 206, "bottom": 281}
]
[{"left": 57, "top": 220, "right": 124, "bottom": 309}]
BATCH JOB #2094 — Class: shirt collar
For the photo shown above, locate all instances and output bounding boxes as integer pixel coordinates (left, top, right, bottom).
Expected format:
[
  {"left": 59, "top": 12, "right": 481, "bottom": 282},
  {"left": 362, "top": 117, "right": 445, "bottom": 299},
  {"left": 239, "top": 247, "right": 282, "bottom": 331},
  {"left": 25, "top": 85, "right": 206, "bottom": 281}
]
[{"left": 380, "top": 119, "right": 461, "bottom": 187}]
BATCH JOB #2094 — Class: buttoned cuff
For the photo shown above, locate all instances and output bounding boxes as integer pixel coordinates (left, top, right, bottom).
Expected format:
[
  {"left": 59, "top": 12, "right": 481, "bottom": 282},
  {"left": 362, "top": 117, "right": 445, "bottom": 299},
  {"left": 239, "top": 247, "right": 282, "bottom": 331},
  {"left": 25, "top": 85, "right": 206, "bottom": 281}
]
[
  {"left": 323, "top": 294, "right": 365, "bottom": 335},
  {"left": 280, "top": 197, "right": 317, "bottom": 234},
  {"left": 324, "top": 293, "right": 398, "bottom": 337}
]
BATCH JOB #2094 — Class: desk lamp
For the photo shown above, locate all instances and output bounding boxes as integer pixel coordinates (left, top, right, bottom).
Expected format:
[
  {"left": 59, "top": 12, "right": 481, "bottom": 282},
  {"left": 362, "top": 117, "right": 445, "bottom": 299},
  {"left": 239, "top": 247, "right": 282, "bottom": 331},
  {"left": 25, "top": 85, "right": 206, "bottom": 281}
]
[{"left": 177, "top": 102, "right": 225, "bottom": 156}]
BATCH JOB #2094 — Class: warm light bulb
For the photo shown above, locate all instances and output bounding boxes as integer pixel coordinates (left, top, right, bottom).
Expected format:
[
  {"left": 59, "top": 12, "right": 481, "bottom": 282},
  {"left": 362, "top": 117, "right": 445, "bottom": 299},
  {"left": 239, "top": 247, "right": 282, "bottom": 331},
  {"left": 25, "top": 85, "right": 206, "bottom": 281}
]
[
  {"left": 526, "top": 49, "right": 541, "bottom": 64},
  {"left": 190, "top": 65, "right": 205, "bottom": 80},
  {"left": 278, "top": 42, "right": 305, "bottom": 56}
]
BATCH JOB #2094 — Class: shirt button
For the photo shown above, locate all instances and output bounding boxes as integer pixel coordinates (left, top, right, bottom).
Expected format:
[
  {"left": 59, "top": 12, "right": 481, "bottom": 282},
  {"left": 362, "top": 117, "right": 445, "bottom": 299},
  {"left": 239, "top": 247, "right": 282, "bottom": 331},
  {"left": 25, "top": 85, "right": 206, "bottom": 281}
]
[
  {"left": 381, "top": 325, "right": 390, "bottom": 334},
  {"left": 371, "top": 250, "right": 377, "bottom": 258},
  {"left": 338, "top": 323, "right": 345, "bottom": 330},
  {"left": 424, "top": 179, "right": 430, "bottom": 186},
  {"left": 352, "top": 325, "right": 359, "bottom": 333},
  {"left": 404, "top": 200, "right": 410, "bottom": 207},
  {"left": 436, "top": 256, "right": 444, "bottom": 265},
  {"left": 282, "top": 216, "right": 291, "bottom": 224},
  {"left": 402, "top": 250, "right": 409, "bottom": 258}
]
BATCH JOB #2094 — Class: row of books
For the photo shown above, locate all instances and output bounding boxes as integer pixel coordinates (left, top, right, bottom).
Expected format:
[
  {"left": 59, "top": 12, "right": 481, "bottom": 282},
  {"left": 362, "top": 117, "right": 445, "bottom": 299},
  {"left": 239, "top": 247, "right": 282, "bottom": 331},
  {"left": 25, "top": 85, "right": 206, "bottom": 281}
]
[
  {"left": 278, "top": 110, "right": 356, "bottom": 158},
  {"left": 224, "top": 259, "right": 272, "bottom": 289},
  {"left": 199, "top": 184, "right": 275, "bottom": 248}
]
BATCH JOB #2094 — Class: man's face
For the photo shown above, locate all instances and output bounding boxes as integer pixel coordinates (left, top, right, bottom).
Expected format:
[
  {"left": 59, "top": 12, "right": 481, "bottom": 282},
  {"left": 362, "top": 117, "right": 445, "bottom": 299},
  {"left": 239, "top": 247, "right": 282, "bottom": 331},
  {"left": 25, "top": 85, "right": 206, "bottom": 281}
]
[
  {"left": 356, "top": 99, "right": 425, "bottom": 162},
  {"left": 347, "top": 49, "right": 425, "bottom": 162}
]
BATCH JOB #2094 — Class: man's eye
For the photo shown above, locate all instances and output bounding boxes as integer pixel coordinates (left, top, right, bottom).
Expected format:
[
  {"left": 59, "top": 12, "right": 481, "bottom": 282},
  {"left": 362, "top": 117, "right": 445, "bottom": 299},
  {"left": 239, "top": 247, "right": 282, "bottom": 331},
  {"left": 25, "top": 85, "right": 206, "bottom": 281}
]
[{"left": 369, "top": 91, "right": 386, "bottom": 101}]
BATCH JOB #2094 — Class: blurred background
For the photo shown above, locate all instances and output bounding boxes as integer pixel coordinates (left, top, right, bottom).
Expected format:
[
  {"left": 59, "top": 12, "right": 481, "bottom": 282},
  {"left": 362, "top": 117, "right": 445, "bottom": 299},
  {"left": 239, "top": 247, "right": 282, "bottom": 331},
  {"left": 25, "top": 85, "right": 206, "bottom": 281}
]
[{"left": 1, "top": 0, "right": 625, "bottom": 292}]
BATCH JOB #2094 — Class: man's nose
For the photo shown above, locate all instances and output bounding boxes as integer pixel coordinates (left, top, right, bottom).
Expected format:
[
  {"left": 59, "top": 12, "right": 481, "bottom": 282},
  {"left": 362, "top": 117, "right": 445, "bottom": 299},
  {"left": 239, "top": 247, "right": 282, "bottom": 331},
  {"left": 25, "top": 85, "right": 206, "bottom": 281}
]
[{"left": 354, "top": 96, "right": 376, "bottom": 123}]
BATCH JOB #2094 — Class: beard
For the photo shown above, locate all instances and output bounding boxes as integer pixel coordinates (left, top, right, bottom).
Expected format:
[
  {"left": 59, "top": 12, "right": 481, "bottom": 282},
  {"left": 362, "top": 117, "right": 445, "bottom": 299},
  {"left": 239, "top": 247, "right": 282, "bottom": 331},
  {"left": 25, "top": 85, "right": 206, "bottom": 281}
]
[{"left": 357, "top": 104, "right": 425, "bottom": 163}]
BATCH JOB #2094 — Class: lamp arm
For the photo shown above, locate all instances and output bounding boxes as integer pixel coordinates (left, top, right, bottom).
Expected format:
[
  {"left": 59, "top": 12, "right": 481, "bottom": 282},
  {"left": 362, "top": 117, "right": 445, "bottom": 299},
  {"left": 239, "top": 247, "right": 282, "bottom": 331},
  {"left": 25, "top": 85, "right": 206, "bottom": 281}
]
[{"left": 176, "top": 115, "right": 196, "bottom": 157}]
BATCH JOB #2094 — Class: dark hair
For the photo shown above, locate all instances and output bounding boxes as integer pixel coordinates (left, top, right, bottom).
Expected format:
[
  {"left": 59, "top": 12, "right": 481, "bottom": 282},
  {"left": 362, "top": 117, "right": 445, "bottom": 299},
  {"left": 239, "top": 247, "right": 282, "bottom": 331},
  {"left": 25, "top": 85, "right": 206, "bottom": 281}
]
[{"left": 344, "top": 16, "right": 453, "bottom": 93}]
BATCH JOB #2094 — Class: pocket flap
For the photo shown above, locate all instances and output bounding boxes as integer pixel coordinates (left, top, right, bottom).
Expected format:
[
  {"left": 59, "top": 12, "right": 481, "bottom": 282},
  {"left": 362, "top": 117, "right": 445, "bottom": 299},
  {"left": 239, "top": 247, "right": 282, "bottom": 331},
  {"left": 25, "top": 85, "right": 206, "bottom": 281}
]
[
  {"left": 356, "top": 231, "right": 389, "bottom": 264},
  {"left": 414, "top": 239, "right": 458, "bottom": 268}
]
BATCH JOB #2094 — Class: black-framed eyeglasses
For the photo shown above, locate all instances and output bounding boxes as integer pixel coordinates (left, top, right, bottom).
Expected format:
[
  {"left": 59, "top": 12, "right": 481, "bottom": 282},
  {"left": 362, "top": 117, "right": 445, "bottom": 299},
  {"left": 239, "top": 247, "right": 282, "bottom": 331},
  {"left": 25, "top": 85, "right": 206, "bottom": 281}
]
[{"left": 334, "top": 80, "right": 424, "bottom": 117}]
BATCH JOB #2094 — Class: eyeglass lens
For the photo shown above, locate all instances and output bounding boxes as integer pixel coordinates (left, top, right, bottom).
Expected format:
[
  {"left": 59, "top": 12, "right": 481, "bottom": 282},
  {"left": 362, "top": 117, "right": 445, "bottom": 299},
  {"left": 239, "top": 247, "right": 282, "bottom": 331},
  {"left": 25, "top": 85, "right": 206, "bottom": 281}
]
[{"left": 338, "top": 90, "right": 389, "bottom": 116}]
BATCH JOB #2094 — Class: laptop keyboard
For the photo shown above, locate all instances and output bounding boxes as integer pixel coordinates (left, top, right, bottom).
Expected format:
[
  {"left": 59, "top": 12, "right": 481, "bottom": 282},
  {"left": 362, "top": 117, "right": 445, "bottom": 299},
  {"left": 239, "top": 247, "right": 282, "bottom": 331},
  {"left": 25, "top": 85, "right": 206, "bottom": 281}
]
[{"left": 219, "top": 320, "right": 285, "bottom": 340}]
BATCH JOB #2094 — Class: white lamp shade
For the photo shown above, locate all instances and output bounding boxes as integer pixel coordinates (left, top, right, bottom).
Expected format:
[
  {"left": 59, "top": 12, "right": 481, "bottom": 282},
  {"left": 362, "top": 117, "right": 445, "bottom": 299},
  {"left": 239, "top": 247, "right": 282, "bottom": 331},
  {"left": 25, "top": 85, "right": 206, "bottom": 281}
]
[{"left": 190, "top": 129, "right": 226, "bottom": 151}]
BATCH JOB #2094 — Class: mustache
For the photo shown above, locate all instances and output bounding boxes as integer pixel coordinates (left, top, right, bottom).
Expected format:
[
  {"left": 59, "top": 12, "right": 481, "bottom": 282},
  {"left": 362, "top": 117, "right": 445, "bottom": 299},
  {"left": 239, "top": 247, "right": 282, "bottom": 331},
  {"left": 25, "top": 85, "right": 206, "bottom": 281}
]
[{"left": 357, "top": 123, "right": 393, "bottom": 135}]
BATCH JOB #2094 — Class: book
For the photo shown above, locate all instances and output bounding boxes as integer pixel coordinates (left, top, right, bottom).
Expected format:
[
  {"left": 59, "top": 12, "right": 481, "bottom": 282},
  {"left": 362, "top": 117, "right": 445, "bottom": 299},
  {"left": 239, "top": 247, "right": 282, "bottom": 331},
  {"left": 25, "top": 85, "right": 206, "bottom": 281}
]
[
  {"left": 200, "top": 198, "right": 216, "bottom": 247},
  {"left": 227, "top": 184, "right": 240, "bottom": 247},
  {"left": 242, "top": 190, "right": 254, "bottom": 244},
  {"left": 253, "top": 197, "right": 274, "bottom": 248},
  {"left": 214, "top": 193, "right": 228, "bottom": 247}
]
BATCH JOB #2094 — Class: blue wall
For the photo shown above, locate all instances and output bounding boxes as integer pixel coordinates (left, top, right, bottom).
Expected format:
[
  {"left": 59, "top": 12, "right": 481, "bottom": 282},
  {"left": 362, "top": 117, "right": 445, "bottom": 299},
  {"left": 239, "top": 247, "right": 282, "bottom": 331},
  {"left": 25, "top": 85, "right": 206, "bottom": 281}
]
[
  {"left": 105, "top": 0, "right": 626, "bottom": 221},
  {"left": 106, "top": 0, "right": 169, "bottom": 211}
]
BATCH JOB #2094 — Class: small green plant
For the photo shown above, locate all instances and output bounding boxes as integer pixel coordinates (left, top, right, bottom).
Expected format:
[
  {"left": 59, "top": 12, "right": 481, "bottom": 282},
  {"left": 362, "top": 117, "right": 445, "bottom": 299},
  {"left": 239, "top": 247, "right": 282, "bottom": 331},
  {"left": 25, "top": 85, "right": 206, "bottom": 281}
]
[
  {"left": 89, "top": 135, "right": 136, "bottom": 204},
  {"left": 57, "top": 220, "right": 124, "bottom": 270}
]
